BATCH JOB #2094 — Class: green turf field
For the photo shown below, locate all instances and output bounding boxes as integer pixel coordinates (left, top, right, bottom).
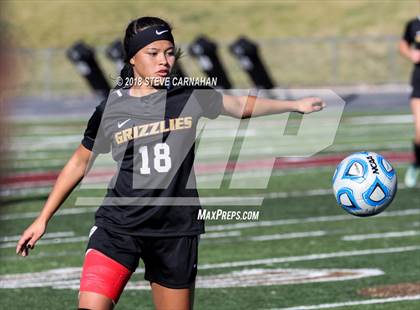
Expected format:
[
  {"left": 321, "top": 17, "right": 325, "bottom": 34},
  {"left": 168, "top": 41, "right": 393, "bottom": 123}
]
[{"left": 0, "top": 108, "right": 419, "bottom": 309}]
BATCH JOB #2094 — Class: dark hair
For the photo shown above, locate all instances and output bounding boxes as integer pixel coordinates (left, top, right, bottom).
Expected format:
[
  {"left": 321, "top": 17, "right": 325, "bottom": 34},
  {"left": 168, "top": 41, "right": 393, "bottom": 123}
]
[{"left": 118, "top": 16, "right": 179, "bottom": 88}]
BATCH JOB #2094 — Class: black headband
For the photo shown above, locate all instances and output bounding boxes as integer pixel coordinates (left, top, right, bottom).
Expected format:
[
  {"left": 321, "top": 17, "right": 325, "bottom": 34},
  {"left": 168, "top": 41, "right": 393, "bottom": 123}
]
[{"left": 126, "top": 25, "right": 174, "bottom": 60}]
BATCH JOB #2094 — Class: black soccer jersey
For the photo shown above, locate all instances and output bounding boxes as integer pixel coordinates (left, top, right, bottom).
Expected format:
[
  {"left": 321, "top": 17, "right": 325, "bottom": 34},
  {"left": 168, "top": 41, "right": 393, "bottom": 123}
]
[
  {"left": 81, "top": 85, "right": 223, "bottom": 236},
  {"left": 403, "top": 17, "right": 420, "bottom": 50}
]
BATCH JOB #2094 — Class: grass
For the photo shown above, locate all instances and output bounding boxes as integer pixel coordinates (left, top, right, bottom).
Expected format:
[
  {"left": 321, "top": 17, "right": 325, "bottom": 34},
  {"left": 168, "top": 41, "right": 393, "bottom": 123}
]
[{"left": 0, "top": 107, "right": 419, "bottom": 309}]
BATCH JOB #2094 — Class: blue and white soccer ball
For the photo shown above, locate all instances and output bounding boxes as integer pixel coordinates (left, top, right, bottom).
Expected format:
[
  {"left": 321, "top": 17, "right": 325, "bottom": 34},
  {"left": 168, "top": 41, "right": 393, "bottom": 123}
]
[{"left": 332, "top": 151, "right": 397, "bottom": 217}]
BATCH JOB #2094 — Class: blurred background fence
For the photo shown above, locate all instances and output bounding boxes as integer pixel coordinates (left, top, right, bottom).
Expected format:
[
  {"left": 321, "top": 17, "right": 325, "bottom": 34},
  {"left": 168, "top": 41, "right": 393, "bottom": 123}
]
[{"left": 13, "top": 34, "right": 411, "bottom": 98}]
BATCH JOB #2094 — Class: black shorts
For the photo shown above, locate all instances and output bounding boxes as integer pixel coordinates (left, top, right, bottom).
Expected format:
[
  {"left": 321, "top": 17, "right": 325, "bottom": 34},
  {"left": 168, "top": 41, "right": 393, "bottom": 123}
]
[
  {"left": 86, "top": 225, "right": 199, "bottom": 289},
  {"left": 410, "top": 67, "right": 420, "bottom": 98}
]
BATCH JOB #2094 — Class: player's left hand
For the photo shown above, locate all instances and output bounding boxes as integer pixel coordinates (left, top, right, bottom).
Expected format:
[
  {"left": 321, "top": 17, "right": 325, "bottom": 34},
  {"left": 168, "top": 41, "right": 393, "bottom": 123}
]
[{"left": 296, "top": 97, "right": 326, "bottom": 114}]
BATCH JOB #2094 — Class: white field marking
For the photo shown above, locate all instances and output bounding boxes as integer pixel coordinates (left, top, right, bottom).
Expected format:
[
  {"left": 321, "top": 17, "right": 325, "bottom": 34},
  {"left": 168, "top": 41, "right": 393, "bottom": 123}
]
[
  {"left": 2, "top": 164, "right": 414, "bottom": 197},
  {"left": 9, "top": 114, "right": 408, "bottom": 140},
  {"left": 342, "top": 230, "right": 420, "bottom": 241},
  {"left": 7, "top": 113, "right": 411, "bottom": 155},
  {"left": 198, "top": 245, "right": 420, "bottom": 270},
  {"left": 346, "top": 114, "right": 413, "bottom": 125},
  {"left": 248, "top": 231, "right": 326, "bottom": 241},
  {"left": 16, "top": 126, "right": 80, "bottom": 135},
  {"left": 0, "top": 232, "right": 241, "bottom": 251},
  {"left": 0, "top": 187, "right": 53, "bottom": 197},
  {"left": 2, "top": 244, "right": 419, "bottom": 270},
  {"left": 0, "top": 166, "right": 332, "bottom": 196},
  {"left": 0, "top": 205, "right": 418, "bottom": 245},
  {"left": 0, "top": 251, "right": 84, "bottom": 261},
  {"left": 0, "top": 267, "right": 384, "bottom": 290},
  {"left": 0, "top": 236, "right": 88, "bottom": 249},
  {"left": 0, "top": 228, "right": 366, "bottom": 255},
  {"left": 1, "top": 184, "right": 417, "bottom": 221},
  {"left": 196, "top": 166, "right": 334, "bottom": 182},
  {"left": 75, "top": 196, "right": 265, "bottom": 206},
  {"left": 195, "top": 129, "right": 256, "bottom": 138},
  {"left": 205, "top": 209, "right": 420, "bottom": 232},
  {"left": 201, "top": 231, "right": 242, "bottom": 239},
  {"left": 159, "top": 113, "right": 410, "bottom": 132},
  {"left": 7, "top": 114, "right": 90, "bottom": 123},
  {"left": 1, "top": 163, "right": 411, "bottom": 196},
  {"left": 0, "top": 207, "right": 98, "bottom": 221},
  {"left": 8, "top": 133, "right": 410, "bottom": 158},
  {"left": 127, "top": 268, "right": 383, "bottom": 290},
  {"left": 274, "top": 295, "right": 420, "bottom": 310},
  {"left": 327, "top": 142, "right": 409, "bottom": 152},
  {"left": 11, "top": 160, "right": 66, "bottom": 169},
  {"left": 10, "top": 135, "right": 81, "bottom": 151},
  {"left": 194, "top": 142, "right": 409, "bottom": 159},
  {"left": 80, "top": 185, "right": 416, "bottom": 210},
  {"left": 7, "top": 140, "right": 408, "bottom": 164},
  {"left": 202, "top": 230, "right": 326, "bottom": 243},
  {"left": 0, "top": 231, "right": 75, "bottom": 242}
]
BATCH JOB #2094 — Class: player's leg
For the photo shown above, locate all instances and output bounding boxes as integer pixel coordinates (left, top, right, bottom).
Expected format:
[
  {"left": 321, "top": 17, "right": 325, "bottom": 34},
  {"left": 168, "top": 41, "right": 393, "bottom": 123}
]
[
  {"left": 78, "top": 249, "right": 133, "bottom": 310},
  {"left": 78, "top": 291, "right": 114, "bottom": 310},
  {"left": 150, "top": 282, "right": 193, "bottom": 310},
  {"left": 405, "top": 98, "right": 420, "bottom": 187},
  {"left": 78, "top": 226, "right": 139, "bottom": 309},
  {"left": 142, "top": 235, "right": 199, "bottom": 310},
  {"left": 412, "top": 98, "right": 420, "bottom": 145}
]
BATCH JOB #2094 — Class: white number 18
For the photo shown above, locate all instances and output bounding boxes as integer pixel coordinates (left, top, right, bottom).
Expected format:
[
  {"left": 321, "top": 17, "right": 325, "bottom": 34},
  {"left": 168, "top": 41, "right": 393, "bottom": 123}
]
[{"left": 139, "top": 143, "right": 171, "bottom": 174}]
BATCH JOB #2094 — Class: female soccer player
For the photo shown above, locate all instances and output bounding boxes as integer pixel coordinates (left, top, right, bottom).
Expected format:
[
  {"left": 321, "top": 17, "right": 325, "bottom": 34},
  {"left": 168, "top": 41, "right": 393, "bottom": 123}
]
[
  {"left": 16, "top": 17, "right": 325, "bottom": 310},
  {"left": 400, "top": 16, "right": 420, "bottom": 187}
]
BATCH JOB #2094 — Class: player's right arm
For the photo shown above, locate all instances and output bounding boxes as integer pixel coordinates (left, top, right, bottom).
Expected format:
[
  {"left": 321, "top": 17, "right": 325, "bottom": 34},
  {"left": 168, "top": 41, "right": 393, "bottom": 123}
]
[
  {"left": 399, "top": 39, "right": 420, "bottom": 63},
  {"left": 16, "top": 144, "right": 95, "bottom": 257},
  {"left": 399, "top": 20, "right": 420, "bottom": 64}
]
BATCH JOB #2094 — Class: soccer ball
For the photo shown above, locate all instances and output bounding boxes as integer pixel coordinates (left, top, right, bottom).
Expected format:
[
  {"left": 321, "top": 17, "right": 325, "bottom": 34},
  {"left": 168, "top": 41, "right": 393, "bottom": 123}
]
[{"left": 332, "top": 151, "right": 397, "bottom": 217}]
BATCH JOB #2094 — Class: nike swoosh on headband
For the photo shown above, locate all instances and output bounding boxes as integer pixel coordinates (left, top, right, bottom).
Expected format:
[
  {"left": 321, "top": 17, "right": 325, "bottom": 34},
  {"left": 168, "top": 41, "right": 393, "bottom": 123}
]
[{"left": 156, "top": 29, "right": 169, "bottom": 35}]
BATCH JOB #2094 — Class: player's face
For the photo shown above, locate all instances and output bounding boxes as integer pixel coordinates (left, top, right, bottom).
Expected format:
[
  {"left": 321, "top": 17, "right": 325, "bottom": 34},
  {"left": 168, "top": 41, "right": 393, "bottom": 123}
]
[{"left": 130, "top": 40, "right": 175, "bottom": 86}]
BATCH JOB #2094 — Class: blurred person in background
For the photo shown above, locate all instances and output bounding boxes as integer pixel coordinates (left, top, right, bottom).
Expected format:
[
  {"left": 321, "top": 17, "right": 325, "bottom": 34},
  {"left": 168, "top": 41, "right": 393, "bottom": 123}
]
[
  {"left": 0, "top": 5, "right": 16, "bottom": 190},
  {"left": 400, "top": 16, "right": 420, "bottom": 187},
  {"left": 16, "top": 16, "right": 325, "bottom": 310}
]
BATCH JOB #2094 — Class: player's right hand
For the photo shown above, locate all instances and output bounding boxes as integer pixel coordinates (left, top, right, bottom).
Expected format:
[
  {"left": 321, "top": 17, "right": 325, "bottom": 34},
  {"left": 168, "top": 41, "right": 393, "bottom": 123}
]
[{"left": 16, "top": 219, "right": 46, "bottom": 257}]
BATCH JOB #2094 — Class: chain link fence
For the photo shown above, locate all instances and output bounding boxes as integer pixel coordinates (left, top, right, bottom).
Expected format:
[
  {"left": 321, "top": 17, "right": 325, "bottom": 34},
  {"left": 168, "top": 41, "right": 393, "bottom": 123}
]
[{"left": 12, "top": 35, "right": 412, "bottom": 98}]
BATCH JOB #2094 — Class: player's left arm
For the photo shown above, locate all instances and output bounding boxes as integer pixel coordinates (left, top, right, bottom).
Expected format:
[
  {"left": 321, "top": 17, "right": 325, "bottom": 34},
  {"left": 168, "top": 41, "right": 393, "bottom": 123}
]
[{"left": 221, "top": 95, "right": 326, "bottom": 119}]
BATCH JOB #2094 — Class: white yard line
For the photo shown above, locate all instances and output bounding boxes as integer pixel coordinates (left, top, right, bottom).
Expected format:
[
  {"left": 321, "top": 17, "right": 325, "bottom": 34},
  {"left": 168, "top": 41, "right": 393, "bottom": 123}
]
[
  {"left": 0, "top": 236, "right": 88, "bottom": 249},
  {"left": 1, "top": 251, "right": 83, "bottom": 261},
  {"left": 1, "top": 184, "right": 417, "bottom": 221},
  {"left": 202, "top": 231, "right": 242, "bottom": 239},
  {"left": 0, "top": 267, "right": 385, "bottom": 290},
  {"left": 198, "top": 245, "right": 420, "bottom": 270},
  {"left": 342, "top": 230, "right": 420, "bottom": 241},
  {"left": 0, "top": 230, "right": 324, "bottom": 250},
  {"left": 2, "top": 245, "right": 419, "bottom": 269},
  {"left": 0, "top": 231, "right": 75, "bottom": 242},
  {"left": 346, "top": 114, "right": 413, "bottom": 125},
  {"left": 0, "top": 229, "right": 320, "bottom": 249},
  {"left": 75, "top": 196, "right": 265, "bottom": 206},
  {"left": 274, "top": 295, "right": 420, "bottom": 310},
  {"left": 205, "top": 209, "right": 420, "bottom": 232},
  {"left": 248, "top": 231, "right": 326, "bottom": 241},
  {"left": 0, "top": 207, "right": 98, "bottom": 221}
]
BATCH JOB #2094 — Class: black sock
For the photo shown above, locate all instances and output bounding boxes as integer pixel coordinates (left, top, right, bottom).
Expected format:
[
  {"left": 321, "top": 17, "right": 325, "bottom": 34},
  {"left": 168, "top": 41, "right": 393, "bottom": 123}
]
[{"left": 415, "top": 142, "right": 420, "bottom": 167}]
